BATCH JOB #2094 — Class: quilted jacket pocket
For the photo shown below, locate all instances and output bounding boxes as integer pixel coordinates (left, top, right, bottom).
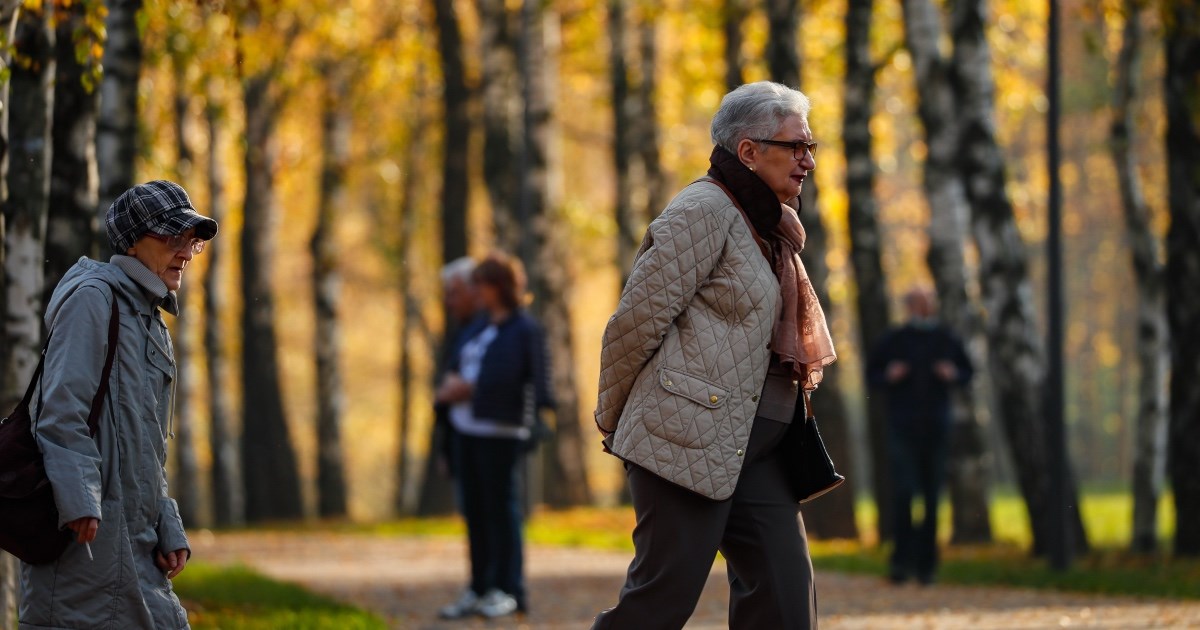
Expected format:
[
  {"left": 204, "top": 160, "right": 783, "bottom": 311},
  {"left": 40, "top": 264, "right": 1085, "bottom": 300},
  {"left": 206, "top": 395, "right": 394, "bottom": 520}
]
[
  {"left": 659, "top": 368, "right": 730, "bottom": 408},
  {"left": 644, "top": 368, "right": 731, "bottom": 448}
]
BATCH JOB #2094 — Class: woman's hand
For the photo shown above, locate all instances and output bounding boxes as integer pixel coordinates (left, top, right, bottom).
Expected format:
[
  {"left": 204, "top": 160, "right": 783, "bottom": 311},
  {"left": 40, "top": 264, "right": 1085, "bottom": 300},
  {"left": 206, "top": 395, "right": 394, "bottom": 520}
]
[
  {"left": 435, "top": 373, "right": 473, "bottom": 404},
  {"left": 65, "top": 517, "right": 99, "bottom": 543},
  {"left": 155, "top": 548, "right": 189, "bottom": 579}
]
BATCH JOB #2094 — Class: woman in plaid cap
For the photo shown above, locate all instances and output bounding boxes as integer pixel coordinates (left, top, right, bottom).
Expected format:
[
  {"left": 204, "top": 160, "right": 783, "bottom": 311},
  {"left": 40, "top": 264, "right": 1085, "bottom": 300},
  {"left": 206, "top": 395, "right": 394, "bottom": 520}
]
[{"left": 20, "top": 181, "right": 216, "bottom": 629}]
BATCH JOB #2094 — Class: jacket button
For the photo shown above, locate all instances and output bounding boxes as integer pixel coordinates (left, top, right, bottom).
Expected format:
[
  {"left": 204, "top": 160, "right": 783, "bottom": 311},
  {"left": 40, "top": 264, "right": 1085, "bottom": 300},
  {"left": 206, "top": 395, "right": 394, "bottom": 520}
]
[
  {"left": 751, "top": 394, "right": 759, "bottom": 402},
  {"left": 710, "top": 395, "right": 719, "bottom": 404},
  {"left": 665, "top": 379, "right": 673, "bottom": 387},
  {"left": 736, "top": 448, "right": 745, "bottom": 457}
]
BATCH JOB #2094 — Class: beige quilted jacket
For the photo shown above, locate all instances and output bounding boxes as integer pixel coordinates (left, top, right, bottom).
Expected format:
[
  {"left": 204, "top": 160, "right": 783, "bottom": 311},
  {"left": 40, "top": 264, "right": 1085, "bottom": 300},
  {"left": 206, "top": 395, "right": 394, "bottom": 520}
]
[{"left": 595, "top": 180, "right": 782, "bottom": 500}]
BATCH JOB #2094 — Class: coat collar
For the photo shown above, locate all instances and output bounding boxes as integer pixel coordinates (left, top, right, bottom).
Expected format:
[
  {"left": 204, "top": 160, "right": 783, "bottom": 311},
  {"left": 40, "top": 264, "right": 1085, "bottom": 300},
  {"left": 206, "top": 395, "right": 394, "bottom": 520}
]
[{"left": 110, "top": 255, "right": 180, "bottom": 316}]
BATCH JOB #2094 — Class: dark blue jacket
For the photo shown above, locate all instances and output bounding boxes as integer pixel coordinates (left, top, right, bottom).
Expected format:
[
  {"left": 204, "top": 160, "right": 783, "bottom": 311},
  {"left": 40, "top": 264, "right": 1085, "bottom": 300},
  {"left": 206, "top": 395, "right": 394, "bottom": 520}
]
[
  {"left": 867, "top": 322, "right": 973, "bottom": 431},
  {"left": 450, "top": 310, "right": 555, "bottom": 426}
]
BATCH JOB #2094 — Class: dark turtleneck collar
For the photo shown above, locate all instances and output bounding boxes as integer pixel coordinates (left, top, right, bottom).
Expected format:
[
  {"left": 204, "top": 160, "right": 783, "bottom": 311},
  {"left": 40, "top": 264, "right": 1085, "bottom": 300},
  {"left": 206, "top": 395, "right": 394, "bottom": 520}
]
[{"left": 707, "top": 145, "right": 784, "bottom": 237}]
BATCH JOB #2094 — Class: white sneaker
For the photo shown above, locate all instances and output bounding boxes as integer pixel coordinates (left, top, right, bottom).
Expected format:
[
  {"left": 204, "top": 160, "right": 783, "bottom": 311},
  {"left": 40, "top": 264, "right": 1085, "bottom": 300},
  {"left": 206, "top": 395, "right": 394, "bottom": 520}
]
[
  {"left": 476, "top": 589, "right": 518, "bottom": 619},
  {"left": 438, "top": 589, "right": 480, "bottom": 619}
]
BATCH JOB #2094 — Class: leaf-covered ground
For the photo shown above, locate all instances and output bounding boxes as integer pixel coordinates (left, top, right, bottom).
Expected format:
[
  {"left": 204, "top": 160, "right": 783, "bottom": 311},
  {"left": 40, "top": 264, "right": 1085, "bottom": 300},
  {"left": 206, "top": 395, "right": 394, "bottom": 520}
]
[{"left": 187, "top": 530, "right": 1200, "bottom": 629}]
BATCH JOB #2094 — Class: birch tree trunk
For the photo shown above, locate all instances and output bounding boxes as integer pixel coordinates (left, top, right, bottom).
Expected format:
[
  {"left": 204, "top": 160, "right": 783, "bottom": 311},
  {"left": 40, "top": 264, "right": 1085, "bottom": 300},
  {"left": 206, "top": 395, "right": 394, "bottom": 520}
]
[
  {"left": 722, "top": 0, "right": 747, "bottom": 91},
  {"left": 312, "top": 64, "right": 350, "bottom": 518},
  {"left": 432, "top": 0, "right": 469, "bottom": 264},
  {"left": 842, "top": 0, "right": 887, "bottom": 544},
  {"left": 45, "top": 0, "right": 98, "bottom": 308},
  {"left": 1, "top": 4, "right": 53, "bottom": 624},
  {"left": 609, "top": 0, "right": 638, "bottom": 279},
  {"left": 951, "top": 0, "right": 1087, "bottom": 555},
  {"left": 95, "top": 0, "right": 141, "bottom": 258},
  {"left": 1109, "top": 0, "right": 1167, "bottom": 554},
  {"left": 238, "top": 22, "right": 303, "bottom": 519},
  {"left": 203, "top": 97, "right": 243, "bottom": 526},
  {"left": 417, "top": 0, "right": 470, "bottom": 516},
  {"left": 3, "top": 0, "right": 53, "bottom": 405},
  {"left": 169, "top": 65, "right": 201, "bottom": 526},
  {"left": 901, "top": 0, "right": 993, "bottom": 544},
  {"left": 477, "top": 0, "right": 522, "bottom": 253},
  {"left": 398, "top": 107, "right": 429, "bottom": 515},
  {"left": 765, "top": 0, "right": 858, "bottom": 538},
  {"left": 634, "top": 13, "right": 668, "bottom": 228},
  {"left": 520, "top": 3, "right": 591, "bottom": 506},
  {"left": 1163, "top": 0, "right": 1200, "bottom": 557}
]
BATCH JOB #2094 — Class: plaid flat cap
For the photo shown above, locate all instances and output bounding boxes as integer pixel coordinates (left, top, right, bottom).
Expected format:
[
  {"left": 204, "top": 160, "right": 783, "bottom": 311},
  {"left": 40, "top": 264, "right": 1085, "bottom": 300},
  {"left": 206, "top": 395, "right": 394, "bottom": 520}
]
[{"left": 106, "top": 180, "right": 218, "bottom": 254}]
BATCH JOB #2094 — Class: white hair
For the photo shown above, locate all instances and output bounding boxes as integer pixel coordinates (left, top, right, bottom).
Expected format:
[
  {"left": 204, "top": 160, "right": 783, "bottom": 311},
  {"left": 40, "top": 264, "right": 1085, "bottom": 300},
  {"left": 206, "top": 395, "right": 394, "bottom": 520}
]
[
  {"left": 440, "top": 256, "right": 476, "bottom": 285},
  {"left": 710, "top": 81, "right": 811, "bottom": 152}
]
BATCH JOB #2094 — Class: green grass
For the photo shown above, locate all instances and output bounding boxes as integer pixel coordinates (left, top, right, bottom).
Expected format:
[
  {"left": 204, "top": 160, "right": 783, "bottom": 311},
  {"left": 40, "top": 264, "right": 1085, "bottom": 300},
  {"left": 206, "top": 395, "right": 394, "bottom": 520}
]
[{"left": 174, "top": 562, "right": 386, "bottom": 630}]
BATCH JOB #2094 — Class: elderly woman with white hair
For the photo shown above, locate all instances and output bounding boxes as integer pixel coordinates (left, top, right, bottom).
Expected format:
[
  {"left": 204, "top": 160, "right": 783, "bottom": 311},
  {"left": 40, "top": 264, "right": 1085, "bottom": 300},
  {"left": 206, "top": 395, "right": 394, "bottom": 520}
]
[{"left": 591, "top": 81, "right": 837, "bottom": 629}]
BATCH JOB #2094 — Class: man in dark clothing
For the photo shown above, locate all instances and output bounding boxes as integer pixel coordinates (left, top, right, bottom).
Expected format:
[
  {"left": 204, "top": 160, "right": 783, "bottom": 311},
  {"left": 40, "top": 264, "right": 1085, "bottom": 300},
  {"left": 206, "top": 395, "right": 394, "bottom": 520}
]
[{"left": 867, "top": 287, "right": 973, "bottom": 585}]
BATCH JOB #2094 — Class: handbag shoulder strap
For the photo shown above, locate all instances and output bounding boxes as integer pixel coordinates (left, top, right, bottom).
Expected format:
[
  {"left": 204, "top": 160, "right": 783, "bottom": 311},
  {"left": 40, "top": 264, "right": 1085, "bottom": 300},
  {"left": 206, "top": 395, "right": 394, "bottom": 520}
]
[
  {"left": 86, "top": 293, "right": 121, "bottom": 438},
  {"left": 696, "top": 176, "right": 772, "bottom": 260},
  {"left": 34, "top": 287, "right": 120, "bottom": 438},
  {"left": 16, "top": 336, "right": 53, "bottom": 413}
]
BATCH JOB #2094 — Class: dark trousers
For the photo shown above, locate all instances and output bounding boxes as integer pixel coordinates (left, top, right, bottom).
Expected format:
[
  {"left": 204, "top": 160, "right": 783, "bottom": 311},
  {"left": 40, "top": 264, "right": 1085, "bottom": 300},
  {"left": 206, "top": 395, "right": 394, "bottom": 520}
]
[
  {"left": 887, "top": 423, "right": 948, "bottom": 581},
  {"left": 455, "top": 433, "right": 526, "bottom": 608},
  {"left": 592, "top": 418, "right": 817, "bottom": 630}
]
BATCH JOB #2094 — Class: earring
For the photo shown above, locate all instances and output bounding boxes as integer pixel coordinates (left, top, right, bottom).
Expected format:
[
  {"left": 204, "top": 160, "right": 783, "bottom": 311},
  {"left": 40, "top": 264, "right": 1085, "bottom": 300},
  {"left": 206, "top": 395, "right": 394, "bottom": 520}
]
[{"left": 750, "top": 165, "right": 756, "bottom": 172}]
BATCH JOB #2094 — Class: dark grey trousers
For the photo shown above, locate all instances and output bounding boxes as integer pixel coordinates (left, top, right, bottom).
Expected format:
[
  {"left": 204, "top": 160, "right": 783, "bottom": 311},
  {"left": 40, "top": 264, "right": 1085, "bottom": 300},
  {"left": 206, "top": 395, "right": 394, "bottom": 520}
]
[{"left": 592, "top": 418, "right": 818, "bottom": 630}]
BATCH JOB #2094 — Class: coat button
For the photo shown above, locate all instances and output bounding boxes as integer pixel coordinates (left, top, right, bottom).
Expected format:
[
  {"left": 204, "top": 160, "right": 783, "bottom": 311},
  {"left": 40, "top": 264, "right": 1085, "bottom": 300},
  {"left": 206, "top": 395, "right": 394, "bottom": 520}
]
[
  {"left": 736, "top": 448, "right": 745, "bottom": 457},
  {"left": 665, "top": 379, "right": 673, "bottom": 387},
  {"left": 710, "top": 395, "right": 719, "bottom": 404},
  {"left": 751, "top": 394, "right": 759, "bottom": 402}
]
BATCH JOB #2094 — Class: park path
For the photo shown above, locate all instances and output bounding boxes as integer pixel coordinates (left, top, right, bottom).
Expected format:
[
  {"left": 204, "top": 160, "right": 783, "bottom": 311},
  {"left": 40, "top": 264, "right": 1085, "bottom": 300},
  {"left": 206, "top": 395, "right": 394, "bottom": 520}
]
[{"left": 189, "top": 531, "right": 1200, "bottom": 629}]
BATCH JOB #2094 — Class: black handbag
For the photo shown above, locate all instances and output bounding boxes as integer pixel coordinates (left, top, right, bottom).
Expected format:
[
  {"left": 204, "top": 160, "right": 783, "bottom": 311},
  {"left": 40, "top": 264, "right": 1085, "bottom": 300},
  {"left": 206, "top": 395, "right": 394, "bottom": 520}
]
[
  {"left": 789, "top": 391, "right": 845, "bottom": 503},
  {"left": 0, "top": 295, "right": 119, "bottom": 564}
]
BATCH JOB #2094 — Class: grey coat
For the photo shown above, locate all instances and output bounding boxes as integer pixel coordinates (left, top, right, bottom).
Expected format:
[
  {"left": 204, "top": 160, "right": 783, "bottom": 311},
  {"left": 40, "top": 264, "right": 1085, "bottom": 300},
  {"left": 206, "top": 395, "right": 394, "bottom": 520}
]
[{"left": 20, "top": 256, "right": 190, "bottom": 630}]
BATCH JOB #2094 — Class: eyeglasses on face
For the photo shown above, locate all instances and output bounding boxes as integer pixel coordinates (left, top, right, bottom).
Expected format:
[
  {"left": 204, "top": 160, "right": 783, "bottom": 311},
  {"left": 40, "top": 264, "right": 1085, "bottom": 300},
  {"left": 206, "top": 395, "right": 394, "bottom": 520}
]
[
  {"left": 752, "top": 138, "right": 818, "bottom": 161},
  {"left": 145, "top": 232, "right": 206, "bottom": 255}
]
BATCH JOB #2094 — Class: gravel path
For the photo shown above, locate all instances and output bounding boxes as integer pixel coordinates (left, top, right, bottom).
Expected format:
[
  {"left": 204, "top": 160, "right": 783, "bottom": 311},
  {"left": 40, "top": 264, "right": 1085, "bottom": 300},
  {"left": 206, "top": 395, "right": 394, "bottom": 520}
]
[{"left": 188, "top": 531, "right": 1200, "bottom": 629}]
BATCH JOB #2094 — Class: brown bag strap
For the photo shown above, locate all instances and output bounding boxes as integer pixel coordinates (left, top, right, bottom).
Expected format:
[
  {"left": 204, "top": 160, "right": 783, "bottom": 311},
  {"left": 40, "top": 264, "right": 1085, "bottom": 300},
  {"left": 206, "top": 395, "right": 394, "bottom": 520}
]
[
  {"left": 696, "top": 176, "right": 772, "bottom": 260},
  {"left": 33, "top": 289, "right": 121, "bottom": 438},
  {"left": 87, "top": 295, "right": 121, "bottom": 437}
]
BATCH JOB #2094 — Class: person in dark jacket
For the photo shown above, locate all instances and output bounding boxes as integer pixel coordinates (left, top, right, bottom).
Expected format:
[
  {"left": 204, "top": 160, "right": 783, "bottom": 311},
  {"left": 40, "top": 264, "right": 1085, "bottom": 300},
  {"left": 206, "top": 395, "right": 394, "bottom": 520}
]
[
  {"left": 867, "top": 287, "right": 973, "bottom": 585},
  {"left": 435, "top": 252, "right": 553, "bottom": 620}
]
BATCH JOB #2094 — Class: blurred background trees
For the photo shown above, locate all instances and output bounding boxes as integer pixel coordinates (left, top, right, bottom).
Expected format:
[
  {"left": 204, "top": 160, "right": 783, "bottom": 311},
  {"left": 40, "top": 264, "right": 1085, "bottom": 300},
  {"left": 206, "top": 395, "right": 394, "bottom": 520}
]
[{"left": 1, "top": 0, "right": 1198, "bottom": 622}]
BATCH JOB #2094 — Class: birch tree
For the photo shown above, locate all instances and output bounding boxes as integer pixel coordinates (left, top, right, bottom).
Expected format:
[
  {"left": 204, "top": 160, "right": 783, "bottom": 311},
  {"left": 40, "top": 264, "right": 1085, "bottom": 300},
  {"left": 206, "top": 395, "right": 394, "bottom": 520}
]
[
  {"left": 477, "top": 0, "right": 522, "bottom": 253},
  {"left": 203, "top": 91, "right": 244, "bottom": 526},
  {"left": 312, "top": 61, "right": 350, "bottom": 518},
  {"left": 1163, "top": 0, "right": 1200, "bottom": 557},
  {"left": 168, "top": 49, "right": 200, "bottom": 525},
  {"left": 417, "top": 0, "right": 463, "bottom": 516},
  {"left": 95, "top": 0, "right": 141, "bottom": 257},
  {"left": 722, "top": 0, "right": 747, "bottom": 91},
  {"left": 951, "top": 0, "right": 1087, "bottom": 554},
  {"left": 842, "top": 0, "right": 889, "bottom": 544},
  {"left": 1108, "top": 0, "right": 1167, "bottom": 554},
  {"left": 45, "top": 0, "right": 100, "bottom": 307},
  {"left": 520, "top": 1, "right": 591, "bottom": 506},
  {"left": 765, "top": 0, "right": 857, "bottom": 538},
  {"left": 900, "top": 0, "right": 993, "bottom": 544},
  {"left": 235, "top": 4, "right": 304, "bottom": 521}
]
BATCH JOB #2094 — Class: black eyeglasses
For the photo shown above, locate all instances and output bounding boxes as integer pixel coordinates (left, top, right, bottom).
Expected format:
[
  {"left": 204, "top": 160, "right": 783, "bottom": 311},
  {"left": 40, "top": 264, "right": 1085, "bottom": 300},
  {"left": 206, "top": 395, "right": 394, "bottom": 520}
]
[
  {"left": 146, "top": 232, "right": 206, "bottom": 255},
  {"left": 752, "top": 138, "right": 818, "bottom": 161}
]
